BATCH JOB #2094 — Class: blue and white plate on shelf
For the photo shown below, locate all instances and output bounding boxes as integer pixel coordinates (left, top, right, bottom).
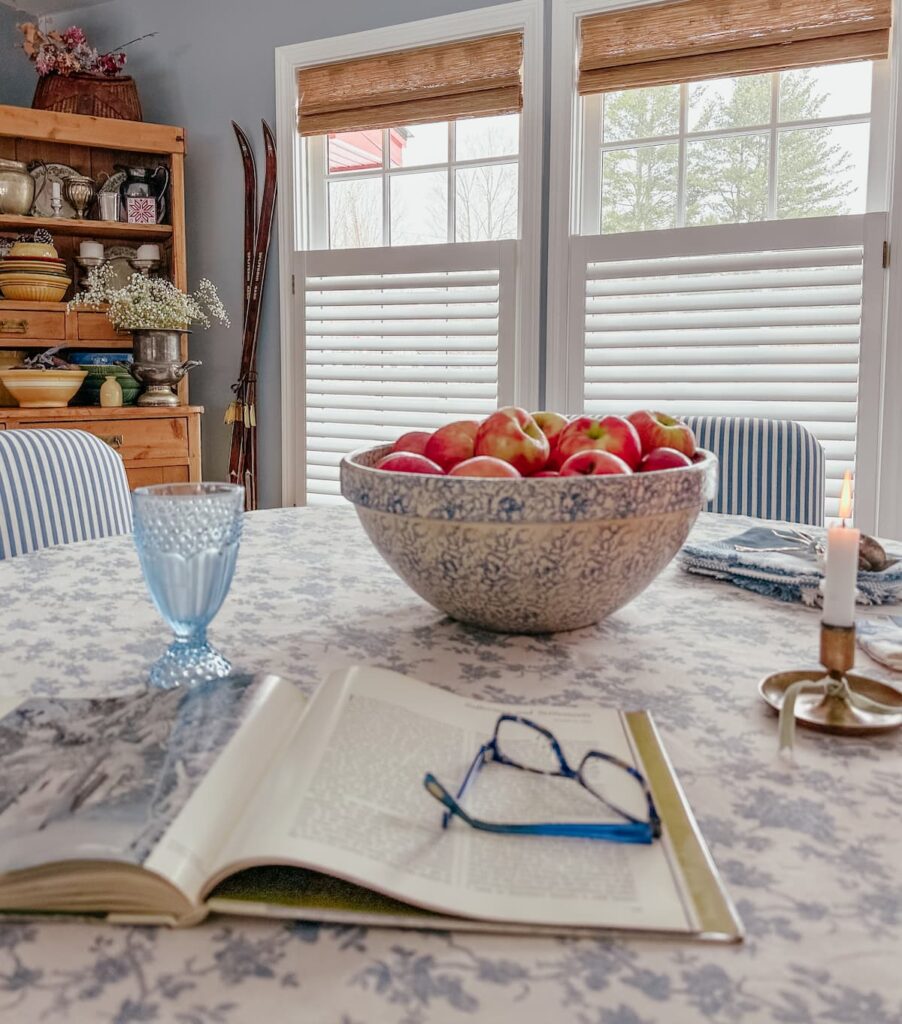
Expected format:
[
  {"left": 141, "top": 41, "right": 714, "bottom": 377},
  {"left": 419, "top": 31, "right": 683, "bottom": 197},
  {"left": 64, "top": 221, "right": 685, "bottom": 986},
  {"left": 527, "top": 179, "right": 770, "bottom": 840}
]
[{"left": 68, "top": 351, "right": 133, "bottom": 366}]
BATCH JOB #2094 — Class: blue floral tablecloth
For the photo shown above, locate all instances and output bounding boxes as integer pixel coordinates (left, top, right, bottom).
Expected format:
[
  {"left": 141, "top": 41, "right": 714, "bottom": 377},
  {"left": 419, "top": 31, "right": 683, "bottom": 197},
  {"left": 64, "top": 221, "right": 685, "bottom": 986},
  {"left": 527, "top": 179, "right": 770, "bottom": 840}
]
[{"left": 0, "top": 508, "right": 900, "bottom": 1024}]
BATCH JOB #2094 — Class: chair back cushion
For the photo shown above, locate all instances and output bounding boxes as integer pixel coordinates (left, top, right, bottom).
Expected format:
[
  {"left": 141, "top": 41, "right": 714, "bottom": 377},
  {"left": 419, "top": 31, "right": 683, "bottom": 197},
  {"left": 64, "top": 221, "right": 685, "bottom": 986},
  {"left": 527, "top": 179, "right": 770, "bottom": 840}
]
[
  {"left": 683, "top": 416, "right": 825, "bottom": 526},
  {"left": 0, "top": 428, "right": 132, "bottom": 559}
]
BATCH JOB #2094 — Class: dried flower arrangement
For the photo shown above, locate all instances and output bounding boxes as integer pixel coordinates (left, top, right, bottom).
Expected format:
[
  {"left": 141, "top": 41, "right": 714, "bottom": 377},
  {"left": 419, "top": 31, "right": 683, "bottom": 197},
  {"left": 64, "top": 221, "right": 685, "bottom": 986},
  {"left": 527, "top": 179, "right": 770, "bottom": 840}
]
[
  {"left": 18, "top": 23, "right": 153, "bottom": 78},
  {"left": 70, "top": 266, "right": 230, "bottom": 332}
]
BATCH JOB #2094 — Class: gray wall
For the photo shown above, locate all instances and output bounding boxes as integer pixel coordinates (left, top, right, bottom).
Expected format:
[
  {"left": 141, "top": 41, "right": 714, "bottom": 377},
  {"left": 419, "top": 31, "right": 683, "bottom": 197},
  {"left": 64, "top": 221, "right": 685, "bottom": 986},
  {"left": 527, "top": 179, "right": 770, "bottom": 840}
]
[
  {"left": 0, "top": 0, "right": 541, "bottom": 506},
  {"left": 0, "top": 7, "right": 38, "bottom": 107}
]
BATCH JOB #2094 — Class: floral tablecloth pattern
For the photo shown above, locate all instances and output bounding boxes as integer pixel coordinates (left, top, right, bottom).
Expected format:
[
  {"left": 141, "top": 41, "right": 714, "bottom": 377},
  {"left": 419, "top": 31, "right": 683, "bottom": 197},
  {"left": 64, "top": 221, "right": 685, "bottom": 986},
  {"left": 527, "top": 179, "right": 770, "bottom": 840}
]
[{"left": 0, "top": 508, "right": 900, "bottom": 1024}]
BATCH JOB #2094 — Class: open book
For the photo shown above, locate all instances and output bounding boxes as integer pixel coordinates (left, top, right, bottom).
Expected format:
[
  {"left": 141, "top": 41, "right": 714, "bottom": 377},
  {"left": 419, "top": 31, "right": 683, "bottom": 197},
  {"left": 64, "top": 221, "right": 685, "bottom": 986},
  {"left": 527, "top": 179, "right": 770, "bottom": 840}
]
[{"left": 0, "top": 667, "right": 741, "bottom": 941}]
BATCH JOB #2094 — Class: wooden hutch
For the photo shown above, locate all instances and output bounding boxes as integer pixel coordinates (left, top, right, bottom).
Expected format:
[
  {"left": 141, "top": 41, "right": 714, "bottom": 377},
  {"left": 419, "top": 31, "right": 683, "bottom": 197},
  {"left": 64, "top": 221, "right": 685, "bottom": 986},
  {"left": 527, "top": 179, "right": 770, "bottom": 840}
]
[{"left": 0, "top": 104, "right": 202, "bottom": 488}]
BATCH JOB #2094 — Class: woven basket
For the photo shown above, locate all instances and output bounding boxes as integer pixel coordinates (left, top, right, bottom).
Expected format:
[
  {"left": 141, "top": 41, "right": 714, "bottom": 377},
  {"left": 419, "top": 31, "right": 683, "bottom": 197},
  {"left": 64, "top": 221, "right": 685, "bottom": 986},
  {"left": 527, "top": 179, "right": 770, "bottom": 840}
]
[{"left": 32, "top": 74, "right": 143, "bottom": 122}]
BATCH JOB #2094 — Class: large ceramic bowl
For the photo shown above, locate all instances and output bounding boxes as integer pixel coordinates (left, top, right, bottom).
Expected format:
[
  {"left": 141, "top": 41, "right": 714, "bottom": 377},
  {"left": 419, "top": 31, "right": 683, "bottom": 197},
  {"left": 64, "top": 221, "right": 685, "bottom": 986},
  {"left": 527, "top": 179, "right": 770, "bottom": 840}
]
[
  {"left": 0, "top": 369, "right": 86, "bottom": 408},
  {"left": 341, "top": 444, "right": 717, "bottom": 634}
]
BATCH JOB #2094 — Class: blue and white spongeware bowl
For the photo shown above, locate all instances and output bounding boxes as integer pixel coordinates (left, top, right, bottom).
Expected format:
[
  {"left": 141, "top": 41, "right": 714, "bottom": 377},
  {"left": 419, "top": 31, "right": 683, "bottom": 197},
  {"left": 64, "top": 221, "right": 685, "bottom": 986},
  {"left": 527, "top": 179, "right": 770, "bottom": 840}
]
[{"left": 341, "top": 445, "right": 718, "bottom": 634}]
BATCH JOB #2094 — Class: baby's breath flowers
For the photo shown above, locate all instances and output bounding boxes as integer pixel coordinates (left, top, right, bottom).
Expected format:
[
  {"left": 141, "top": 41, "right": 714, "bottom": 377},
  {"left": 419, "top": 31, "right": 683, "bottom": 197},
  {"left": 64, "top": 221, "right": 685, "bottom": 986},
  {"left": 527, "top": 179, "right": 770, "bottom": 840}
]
[{"left": 70, "top": 265, "right": 229, "bottom": 332}]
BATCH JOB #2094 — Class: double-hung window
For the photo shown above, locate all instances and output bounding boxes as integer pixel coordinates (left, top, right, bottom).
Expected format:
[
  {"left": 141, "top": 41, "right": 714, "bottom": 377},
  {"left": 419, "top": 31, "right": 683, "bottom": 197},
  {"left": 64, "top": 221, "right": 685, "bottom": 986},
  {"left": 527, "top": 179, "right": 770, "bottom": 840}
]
[
  {"left": 550, "top": 0, "right": 892, "bottom": 526},
  {"left": 283, "top": 17, "right": 539, "bottom": 505}
]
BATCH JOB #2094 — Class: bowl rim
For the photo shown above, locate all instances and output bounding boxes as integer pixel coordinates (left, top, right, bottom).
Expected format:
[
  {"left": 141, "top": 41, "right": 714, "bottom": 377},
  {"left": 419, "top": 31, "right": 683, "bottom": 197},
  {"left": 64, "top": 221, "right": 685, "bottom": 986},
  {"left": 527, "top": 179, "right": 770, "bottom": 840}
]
[
  {"left": 340, "top": 442, "right": 717, "bottom": 524},
  {"left": 343, "top": 441, "right": 715, "bottom": 482}
]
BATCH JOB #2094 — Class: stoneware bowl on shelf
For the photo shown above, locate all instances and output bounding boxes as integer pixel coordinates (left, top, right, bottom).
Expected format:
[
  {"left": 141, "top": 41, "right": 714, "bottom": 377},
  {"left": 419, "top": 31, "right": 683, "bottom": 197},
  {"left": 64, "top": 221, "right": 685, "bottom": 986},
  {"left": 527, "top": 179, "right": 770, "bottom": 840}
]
[
  {"left": 340, "top": 444, "right": 718, "bottom": 634},
  {"left": 0, "top": 369, "right": 87, "bottom": 408}
]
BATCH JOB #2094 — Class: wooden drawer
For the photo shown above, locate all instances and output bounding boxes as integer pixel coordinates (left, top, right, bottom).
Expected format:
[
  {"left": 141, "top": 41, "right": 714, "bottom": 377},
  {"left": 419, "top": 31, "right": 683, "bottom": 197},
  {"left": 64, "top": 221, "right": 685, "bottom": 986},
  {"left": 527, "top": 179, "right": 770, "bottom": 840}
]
[
  {"left": 0, "top": 309, "right": 66, "bottom": 343},
  {"left": 126, "top": 465, "right": 190, "bottom": 488},
  {"left": 75, "top": 312, "right": 132, "bottom": 344},
  {"left": 22, "top": 415, "right": 189, "bottom": 463}
]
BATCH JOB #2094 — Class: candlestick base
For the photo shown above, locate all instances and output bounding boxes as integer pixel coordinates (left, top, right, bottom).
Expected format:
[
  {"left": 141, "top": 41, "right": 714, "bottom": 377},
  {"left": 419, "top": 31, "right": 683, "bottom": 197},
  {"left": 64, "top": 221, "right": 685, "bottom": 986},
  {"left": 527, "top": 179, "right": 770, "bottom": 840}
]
[
  {"left": 760, "top": 669, "right": 902, "bottom": 736},
  {"left": 760, "top": 621, "right": 902, "bottom": 746}
]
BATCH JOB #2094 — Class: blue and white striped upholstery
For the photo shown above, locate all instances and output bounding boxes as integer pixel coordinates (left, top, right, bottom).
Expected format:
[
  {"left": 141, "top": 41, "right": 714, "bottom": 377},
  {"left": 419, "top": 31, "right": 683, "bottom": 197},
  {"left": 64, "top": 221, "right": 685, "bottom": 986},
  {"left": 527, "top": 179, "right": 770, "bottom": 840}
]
[
  {"left": 683, "top": 416, "right": 825, "bottom": 526},
  {"left": 0, "top": 428, "right": 132, "bottom": 559}
]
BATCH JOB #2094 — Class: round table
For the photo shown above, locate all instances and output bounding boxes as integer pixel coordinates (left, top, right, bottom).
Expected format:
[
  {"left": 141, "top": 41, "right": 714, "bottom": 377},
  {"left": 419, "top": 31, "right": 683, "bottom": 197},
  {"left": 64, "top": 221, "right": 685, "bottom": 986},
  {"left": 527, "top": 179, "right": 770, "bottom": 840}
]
[{"left": 0, "top": 508, "right": 900, "bottom": 1024}]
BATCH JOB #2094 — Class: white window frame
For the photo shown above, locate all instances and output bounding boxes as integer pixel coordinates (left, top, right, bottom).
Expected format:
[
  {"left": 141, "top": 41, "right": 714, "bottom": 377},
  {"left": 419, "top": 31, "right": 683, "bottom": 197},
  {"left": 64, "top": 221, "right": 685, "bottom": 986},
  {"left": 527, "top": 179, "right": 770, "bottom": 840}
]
[
  {"left": 548, "top": 0, "right": 902, "bottom": 537},
  {"left": 275, "top": 0, "right": 543, "bottom": 507},
  {"left": 306, "top": 122, "right": 521, "bottom": 248}
]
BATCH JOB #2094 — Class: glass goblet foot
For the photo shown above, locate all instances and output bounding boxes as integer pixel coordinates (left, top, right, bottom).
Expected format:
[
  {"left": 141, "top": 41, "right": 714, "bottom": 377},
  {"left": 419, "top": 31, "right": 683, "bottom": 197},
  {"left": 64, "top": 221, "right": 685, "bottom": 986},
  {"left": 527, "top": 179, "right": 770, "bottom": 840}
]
[{"left": 149, "top": 636, "right": 232, "bottom": 690}]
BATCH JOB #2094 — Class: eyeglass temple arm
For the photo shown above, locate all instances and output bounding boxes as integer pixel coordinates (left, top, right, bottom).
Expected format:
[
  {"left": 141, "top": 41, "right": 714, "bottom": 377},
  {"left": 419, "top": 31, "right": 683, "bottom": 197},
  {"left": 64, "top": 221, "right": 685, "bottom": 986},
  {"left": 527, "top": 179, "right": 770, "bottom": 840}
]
[{"left": 423, "top": 775, "right": 657, "bottom": 844}]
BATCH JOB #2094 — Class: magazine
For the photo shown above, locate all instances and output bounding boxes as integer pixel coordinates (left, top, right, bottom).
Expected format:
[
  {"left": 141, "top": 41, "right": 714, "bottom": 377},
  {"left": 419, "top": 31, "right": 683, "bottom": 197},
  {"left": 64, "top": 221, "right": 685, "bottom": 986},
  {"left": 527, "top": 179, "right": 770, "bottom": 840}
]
[{"left": 0, "top": 666, "right": 741, "bottom": 940}]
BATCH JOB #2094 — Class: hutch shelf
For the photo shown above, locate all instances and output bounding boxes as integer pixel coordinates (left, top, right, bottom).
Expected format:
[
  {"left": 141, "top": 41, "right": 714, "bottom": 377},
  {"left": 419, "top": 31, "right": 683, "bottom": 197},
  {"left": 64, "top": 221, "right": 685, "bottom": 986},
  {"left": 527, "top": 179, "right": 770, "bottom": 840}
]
[{"left": 0, "top": 104, "right": 201, "bottom": 487}]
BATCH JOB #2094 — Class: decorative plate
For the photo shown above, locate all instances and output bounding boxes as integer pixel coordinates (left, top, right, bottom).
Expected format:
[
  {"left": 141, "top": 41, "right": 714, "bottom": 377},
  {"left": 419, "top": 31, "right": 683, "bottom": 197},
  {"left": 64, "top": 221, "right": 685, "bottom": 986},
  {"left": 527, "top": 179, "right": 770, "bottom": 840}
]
[
  {"left": 104, "top": 245, "right": 138, "bottom": 290},
  {"left": 98, "top": 170, "right": 126, "bottom": 194},
  {"left": 29, "top": 163, "right": 80, "bottom": 218}
]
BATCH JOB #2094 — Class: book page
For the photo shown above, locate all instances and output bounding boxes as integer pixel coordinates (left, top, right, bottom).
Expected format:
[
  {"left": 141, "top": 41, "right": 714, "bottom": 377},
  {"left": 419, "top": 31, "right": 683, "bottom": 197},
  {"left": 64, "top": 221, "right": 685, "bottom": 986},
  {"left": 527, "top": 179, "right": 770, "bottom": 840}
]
[
  {"left": 212, "top": 667, "right": 697, "bottom": 933},
  {"left": 0, "top": 677, "right": 273, "bottom": 884}
]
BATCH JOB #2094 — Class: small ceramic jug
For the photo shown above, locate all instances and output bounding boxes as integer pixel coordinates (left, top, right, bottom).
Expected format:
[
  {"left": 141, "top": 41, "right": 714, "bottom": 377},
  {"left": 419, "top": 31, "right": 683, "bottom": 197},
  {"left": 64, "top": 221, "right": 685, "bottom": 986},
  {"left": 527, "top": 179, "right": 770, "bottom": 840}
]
[{"left": 100, "top": 375, "right": 123, "bottom": 408}]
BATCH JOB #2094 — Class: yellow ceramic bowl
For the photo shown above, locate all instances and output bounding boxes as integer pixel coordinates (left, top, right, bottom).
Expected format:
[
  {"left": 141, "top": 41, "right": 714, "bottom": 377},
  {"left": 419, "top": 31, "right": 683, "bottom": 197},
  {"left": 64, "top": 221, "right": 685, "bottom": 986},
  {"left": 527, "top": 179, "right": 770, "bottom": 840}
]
[
  {"left": 0, "top": 278, "right": 71, "bottom": 302},
  {"left": 0, "top": 349, "right": 27, "bottom": 406},
  {"left": 8, "top": 241, "right": 59, "bottom": 259},
  {"left": 0, "top": 369, "right": 87, "bottom": 408}
]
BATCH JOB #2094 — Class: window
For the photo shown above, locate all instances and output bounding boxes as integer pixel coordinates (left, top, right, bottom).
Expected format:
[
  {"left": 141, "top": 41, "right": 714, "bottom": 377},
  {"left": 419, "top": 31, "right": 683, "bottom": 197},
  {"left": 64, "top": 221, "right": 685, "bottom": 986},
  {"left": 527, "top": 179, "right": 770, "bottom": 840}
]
[
  {"left": 279, "top": 7, "right": 541, "bottom": 506},
  {"left": 548, "top": 0, "right": 892, "bottom": 530},
  {"left": 306, "top": 114, "right": 520, "bottom": 249},
  {"left": 581, "top": 63, "right": 876, "bottom": 235}
]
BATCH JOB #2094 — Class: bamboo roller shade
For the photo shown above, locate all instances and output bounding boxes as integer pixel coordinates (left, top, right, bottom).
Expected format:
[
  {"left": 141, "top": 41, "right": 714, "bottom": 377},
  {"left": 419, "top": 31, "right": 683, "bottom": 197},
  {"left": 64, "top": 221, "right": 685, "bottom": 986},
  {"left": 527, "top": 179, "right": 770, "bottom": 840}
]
[
  {"left": 297, "top": 32, "right": 523, "bottom": 136},
  {"left": 579, "top": 0, "right": 891, "bottom": 95}
]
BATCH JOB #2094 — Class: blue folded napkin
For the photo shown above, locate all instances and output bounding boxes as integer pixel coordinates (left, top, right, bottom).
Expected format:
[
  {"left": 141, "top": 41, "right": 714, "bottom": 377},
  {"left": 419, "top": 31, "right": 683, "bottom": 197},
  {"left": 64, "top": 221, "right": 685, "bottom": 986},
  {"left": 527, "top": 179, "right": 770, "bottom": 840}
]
[
  {"left": 857, "top": 616, "right": 902, "bottom": 670},
  {"left": 680, "top": 526, "right": 902, "bottom": 607}
]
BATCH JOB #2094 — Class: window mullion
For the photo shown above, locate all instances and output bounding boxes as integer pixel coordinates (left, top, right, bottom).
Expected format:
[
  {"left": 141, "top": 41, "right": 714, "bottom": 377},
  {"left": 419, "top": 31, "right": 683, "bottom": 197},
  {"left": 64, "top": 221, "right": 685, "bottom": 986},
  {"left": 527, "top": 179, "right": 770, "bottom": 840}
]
[
  {"left": 677, "top": 82, "right": 688, "bottom": 228},
  {"left": 768, "top": 72, "right": 779, "bottom": 220},
  {"left": 448, "top": 121, "right": 456, "bottom": 242},
  {"left": 382, "top": 128, "right": 391, "bottom": 244}
]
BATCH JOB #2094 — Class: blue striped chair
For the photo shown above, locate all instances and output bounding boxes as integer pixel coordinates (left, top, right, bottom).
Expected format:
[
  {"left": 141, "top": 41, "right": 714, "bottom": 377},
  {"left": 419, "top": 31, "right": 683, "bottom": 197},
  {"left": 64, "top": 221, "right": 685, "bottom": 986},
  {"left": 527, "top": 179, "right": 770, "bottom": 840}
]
[
  {"left": 682, "top": 416, "right": 825, "bottom": 526},
  {"left": 0, "top": 428, "right": 132, "bottom": 559}
]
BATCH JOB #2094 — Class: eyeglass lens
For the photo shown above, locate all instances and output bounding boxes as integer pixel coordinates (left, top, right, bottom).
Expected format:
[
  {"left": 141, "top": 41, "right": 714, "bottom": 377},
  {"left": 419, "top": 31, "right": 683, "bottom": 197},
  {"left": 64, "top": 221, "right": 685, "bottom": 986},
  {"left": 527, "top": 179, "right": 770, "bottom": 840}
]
[
  {"left": 579, "top": 753, "right": 649, "bottom": 822},
  {"left": 494, "top": 717, "right": 565, "bottom": 773}
]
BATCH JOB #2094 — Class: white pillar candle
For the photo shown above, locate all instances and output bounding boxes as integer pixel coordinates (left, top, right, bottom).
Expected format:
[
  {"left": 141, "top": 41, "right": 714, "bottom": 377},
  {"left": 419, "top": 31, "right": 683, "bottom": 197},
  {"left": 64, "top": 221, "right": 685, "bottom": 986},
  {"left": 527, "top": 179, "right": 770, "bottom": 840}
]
[
  {"left": 79, "top": 240, "right": 104, "bottom": 260},
  {"left": 822, "top": 471, "right": 859, "bottom": 627},
  {"left": 51, "top": 180, "right": 61, "bottom": 201},
  {"left": 136, "top": 244, "right": 160, "bottom": 261}
]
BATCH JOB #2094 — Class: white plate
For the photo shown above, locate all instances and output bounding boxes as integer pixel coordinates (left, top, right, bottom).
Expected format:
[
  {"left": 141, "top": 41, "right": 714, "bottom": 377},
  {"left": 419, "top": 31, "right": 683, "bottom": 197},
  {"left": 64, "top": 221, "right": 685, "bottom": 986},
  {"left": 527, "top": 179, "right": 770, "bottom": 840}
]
[
  {"left": 104, "top": 245, "right": 138, "bottom": 290},
  {"left": 29, "top": 162, "right": 80, "bottom": 218}
]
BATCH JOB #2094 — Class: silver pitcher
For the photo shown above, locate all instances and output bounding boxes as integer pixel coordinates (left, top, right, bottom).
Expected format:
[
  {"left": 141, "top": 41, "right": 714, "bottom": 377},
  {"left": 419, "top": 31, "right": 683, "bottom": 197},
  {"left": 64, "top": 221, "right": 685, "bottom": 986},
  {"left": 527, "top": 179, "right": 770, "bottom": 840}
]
[
  {"left": 0, "top": 159, "right": 39, "bottom": 215},
  {"left": 126, "top": 329, "right": 201, "bottom": 407}
]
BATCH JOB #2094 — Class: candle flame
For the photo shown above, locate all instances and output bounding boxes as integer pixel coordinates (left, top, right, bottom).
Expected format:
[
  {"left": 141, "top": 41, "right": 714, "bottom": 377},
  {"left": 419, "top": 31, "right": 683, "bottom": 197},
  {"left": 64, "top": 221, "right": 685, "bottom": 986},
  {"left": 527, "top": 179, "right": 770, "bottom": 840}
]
[{"left": 838, "top": 470, "right": 853, "bottom": 522}]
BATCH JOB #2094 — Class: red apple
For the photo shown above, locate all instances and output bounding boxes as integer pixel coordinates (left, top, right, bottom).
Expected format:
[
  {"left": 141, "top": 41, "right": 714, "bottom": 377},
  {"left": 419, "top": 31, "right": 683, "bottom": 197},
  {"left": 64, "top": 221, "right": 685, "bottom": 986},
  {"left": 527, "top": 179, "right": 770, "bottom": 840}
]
[
  {"left": 392, "top": 430, "right": 432, "bottom": 456},
  {"left": 627, "top": 410, "right": 696, "bottom": 458},
  {"left": 560, "top": 449, "right": 632, "bottom": 476},
  {"left": 375, "top": 452, "right": 444, "bottom": 475},
  {"left": 532, "top": 410, "right": 569, "bottom": 469},
  {"left": 474, "top": 407, "right": 550, "bottom": 476},
  {"left": 638, "top": 447, "right": 693, "bottom": 472},
  {"left": 531, "top": 470, "right": 561, "bottom": 477},
  {"left": 424, "top": 420, "right": 479, "bottom": 472},
  {"left": 448, "top": 456, "right": 521, "bottom": 478},
  {"left": 555, "top": 415, "right": 642, "bottom": 470}
]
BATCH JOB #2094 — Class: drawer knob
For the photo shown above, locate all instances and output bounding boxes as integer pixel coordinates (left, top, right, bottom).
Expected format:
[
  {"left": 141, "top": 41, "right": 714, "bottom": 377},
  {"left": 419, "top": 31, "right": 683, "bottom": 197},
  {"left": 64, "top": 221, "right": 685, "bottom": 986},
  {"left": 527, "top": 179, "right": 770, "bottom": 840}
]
[
  {"left": 99, "top": 434, "right": 124, "bottom": 450},
  {"left": 0, "top": 319, "right": 27, "bottom": 335}
]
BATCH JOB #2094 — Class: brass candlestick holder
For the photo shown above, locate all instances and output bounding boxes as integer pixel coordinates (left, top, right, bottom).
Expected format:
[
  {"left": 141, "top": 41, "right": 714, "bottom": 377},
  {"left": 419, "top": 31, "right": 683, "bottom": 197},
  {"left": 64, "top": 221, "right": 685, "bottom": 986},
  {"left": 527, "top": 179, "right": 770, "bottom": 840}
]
[{"left": 760, "top": 622, "right": 902, "bottom": 752}]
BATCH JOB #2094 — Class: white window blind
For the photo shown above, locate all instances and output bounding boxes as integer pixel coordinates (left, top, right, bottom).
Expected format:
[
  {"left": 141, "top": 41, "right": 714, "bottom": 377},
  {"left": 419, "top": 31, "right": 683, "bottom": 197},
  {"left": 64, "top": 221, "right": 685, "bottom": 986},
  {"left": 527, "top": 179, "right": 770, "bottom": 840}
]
[
  {"left": 299, "top": 240, "right": 517, "bottom": 503},
  {"left": 566, "top": 215, "right": 885, "bottom": 524}
]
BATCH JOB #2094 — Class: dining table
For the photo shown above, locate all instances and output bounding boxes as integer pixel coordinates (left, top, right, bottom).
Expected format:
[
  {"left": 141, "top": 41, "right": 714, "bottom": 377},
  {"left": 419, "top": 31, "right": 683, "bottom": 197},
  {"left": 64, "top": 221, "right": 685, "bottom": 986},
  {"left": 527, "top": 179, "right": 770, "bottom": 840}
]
[{"left": 0, "top": 505, "right": 900, "bottom": 1024}]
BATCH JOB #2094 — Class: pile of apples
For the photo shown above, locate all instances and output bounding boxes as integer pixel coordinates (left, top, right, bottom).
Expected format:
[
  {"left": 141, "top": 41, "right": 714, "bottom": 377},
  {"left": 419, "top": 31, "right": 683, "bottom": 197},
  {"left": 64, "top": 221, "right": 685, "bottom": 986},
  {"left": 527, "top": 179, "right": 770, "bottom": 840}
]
[{"left": 374, "top": 408, "right": 698, "bottom": 478}]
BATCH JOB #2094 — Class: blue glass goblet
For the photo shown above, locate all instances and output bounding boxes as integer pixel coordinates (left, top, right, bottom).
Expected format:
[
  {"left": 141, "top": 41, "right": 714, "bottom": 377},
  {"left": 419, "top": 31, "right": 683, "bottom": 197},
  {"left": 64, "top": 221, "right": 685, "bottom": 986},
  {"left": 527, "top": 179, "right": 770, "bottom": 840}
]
[{"left": 132, "top": 482, "right": 245, "bottom": 689}]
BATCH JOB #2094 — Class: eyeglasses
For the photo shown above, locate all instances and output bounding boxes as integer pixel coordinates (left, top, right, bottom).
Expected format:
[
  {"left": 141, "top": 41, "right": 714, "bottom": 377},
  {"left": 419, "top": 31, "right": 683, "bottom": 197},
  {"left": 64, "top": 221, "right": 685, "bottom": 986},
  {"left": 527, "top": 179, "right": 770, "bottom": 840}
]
[{"left": 423, "top": 714, "right": 661, "bottom": 844}]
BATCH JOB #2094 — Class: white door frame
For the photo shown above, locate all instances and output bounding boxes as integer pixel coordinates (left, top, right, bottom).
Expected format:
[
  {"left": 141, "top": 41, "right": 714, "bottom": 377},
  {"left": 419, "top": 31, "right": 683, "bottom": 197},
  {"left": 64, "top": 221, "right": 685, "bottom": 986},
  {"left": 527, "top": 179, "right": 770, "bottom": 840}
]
[{"left": 274, "top": 0, "right": 544, "bottom": 506}]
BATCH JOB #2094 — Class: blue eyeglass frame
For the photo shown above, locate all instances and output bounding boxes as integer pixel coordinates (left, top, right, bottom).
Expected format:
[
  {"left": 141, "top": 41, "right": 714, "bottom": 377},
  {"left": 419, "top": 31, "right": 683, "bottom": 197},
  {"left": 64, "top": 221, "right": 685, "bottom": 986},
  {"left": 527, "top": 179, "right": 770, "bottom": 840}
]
[{"left": 423, "top": 713, "right": 661, "bottom": 845}]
